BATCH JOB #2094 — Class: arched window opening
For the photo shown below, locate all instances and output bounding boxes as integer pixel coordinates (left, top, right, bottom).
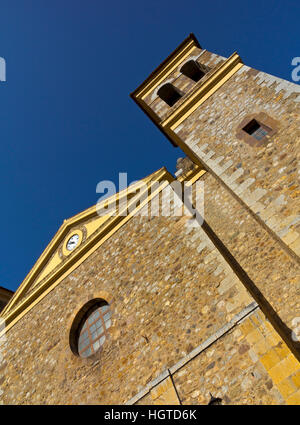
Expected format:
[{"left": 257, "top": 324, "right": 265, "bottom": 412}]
[
  {"left": 157, "top": 83, "right": 183, "bottom": 107},
  {"left": 70, "top": 299, "right": 112, "bottom": 358},
  {"left": 180, "top": 60, "right": 206, "bottom": 82}
]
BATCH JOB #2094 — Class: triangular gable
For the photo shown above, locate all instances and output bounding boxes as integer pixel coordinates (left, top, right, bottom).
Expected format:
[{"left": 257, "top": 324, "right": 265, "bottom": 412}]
[{"left": 0, "top": 168, "right": 174, "bottom": 332}]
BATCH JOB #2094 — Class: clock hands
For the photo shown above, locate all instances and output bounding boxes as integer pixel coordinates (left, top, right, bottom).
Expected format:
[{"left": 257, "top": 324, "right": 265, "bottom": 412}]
[{"left": 66, "top": 234, "right": 80, "bottom": 251}]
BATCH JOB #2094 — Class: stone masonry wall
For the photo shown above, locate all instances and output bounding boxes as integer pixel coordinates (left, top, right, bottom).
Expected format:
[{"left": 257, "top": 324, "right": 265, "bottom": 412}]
[
  {"left": 174, "top": 60, "right": 300, "bottom": 260},
  {"left": 0, "top": 200, "right": 250, "bottom": 404},
  {"left": 197, "top": 171, "right": 300, "bottom": 352},
  {"left": 0, "top": 178, "right": 299, "bottom": 404},
  {"left": 136, "top": 308, "right": 300, "bottom": 405}
]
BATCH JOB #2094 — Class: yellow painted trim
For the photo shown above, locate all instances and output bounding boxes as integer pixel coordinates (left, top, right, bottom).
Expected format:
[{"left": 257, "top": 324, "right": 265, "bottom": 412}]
[
  {"left": 161, "top": 52, "right": 243, "bottom": 131},
  {"left": 136, "top": 41, "right": 198, "bottom": 100},
  {"left": 185, "top": 169, "right": 206, "bottom": 187},
  {"left": 1, "top": 169, "right": 164, "bottom": 317},
  {"left": 177, "top": 165, "right": 206, "bottom": 183},
  {"left": 145, "top": 53, "right": 243, "bottom": 165},
  {"left": 85, "top": 215, "right": 109, "bottom": 238},
  {"left": 132, "top": 47, "right": 243, "bottom": 155},
  {"left": 33, "top": 251, "right": 61, "bottom": 288},
  {"left": 0, "top": 169, "right": 174, "bottom": 337}
]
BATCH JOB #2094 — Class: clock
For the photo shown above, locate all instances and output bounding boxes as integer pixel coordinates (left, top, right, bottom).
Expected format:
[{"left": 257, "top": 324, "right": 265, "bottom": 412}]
[
  {"left": 66, "top": 234, "right": 80, "bottom": 251},
  {"left": 62, "top": 228, "right": 85, "bottom": 257}
]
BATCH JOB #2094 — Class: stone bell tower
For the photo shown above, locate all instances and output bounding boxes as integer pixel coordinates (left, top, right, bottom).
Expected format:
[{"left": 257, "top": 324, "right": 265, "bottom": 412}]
[{"left": 131, "top": 33, "right": 300, "bottom": 401}]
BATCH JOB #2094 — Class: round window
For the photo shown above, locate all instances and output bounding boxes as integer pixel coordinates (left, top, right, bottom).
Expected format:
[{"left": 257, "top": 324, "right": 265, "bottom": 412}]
[{"left": 72, "top": 301, "right": 112, "bottom": 358}]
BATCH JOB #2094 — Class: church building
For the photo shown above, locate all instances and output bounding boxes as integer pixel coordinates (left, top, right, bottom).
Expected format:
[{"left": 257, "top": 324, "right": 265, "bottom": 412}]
[{"left": 0, "top": 34, "right": 299, "bottom": 405}]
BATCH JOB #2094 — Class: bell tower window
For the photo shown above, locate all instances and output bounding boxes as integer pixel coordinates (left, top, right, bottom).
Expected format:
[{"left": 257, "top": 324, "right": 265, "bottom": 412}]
[
  {"left": 180, "top": 60, "right": 206, "bottom": 82},
  {"left": 157, "top": 83, "right": 183, "bottom": 107}
]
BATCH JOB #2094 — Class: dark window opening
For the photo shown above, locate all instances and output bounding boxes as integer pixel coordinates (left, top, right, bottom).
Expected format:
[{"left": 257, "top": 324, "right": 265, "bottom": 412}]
[
  {"left": 180, "top": 60, "right": 206, "bottom": 82},
  {"left": 208, "top": 393, "right": 222, "bottom": 405},
  {"left": 242, "top": 119, "right": 271, "bottom": 141},
  {"left": 157, "top": 83, "right": 183, "bottom": 107}
]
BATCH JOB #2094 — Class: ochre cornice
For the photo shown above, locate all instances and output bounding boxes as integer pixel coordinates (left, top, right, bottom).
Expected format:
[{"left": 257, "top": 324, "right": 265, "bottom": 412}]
[
  {"left": 177, "top": 166, "right": 206, "bottom": 186},
  {"left": 131, "top": 34, "right": 201, "bottom": 101}
]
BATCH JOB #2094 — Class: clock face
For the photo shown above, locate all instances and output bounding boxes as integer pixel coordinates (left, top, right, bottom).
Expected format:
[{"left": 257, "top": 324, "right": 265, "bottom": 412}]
[{"left": 66, "top": 234, "right": 80, "bottom": 251}]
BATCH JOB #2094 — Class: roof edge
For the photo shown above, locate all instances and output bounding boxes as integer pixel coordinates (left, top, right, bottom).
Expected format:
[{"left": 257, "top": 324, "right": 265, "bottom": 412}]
[{"left": 130, "top": 33, "right": 201, "bottom": 99}]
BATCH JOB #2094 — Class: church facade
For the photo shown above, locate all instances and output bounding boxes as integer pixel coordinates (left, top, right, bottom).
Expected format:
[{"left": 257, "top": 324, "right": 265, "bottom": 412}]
[{"left": 0, "top": 34, "right": 299, "bottom": 405}]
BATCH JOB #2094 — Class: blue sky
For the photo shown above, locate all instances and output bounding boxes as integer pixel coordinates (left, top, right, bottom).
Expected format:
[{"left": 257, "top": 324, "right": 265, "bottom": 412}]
[{"left": 0, "top": 0, "right": 299, "bottom": 291}]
